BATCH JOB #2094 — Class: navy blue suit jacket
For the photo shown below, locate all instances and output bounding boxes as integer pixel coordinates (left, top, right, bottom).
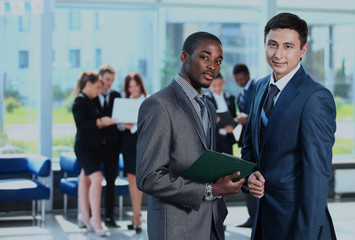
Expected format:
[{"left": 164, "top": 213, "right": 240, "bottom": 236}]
[{"left": 242, "top": 66, "right": 337, "bottom": 240}]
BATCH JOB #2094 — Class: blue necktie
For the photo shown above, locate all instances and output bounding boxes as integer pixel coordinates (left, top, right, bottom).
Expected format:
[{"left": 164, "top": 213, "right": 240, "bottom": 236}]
[
  {"left": 261, "top": 84, "right": 279, "bottom": 127},
  {"left": 195, "top": 95, "right": 211, "bottom": 148},
  {"left": 260, "top": 84, "right": 279, "bottom": 145}
]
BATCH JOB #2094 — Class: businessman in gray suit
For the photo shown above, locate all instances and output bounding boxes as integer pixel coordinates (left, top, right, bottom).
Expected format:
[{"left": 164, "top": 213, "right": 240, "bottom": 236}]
[{"left": 136, "top": 32, "right": 246, "bottom": 240}]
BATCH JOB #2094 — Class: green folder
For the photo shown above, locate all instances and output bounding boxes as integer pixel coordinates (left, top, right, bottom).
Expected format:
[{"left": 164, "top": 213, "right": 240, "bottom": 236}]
[{"left": 182, "top": 150, "right": 256, "bottom": 183}]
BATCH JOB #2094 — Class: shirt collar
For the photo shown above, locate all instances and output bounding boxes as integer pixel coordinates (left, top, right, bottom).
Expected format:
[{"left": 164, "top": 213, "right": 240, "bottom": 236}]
[
  {"left": 175, "top": 74, "right": 203, "bottom": 101},
  {"left": 244, "top": 78, "right": 252, "bottom": 90},
  {"left": 100, "top": 89, "right": 111, "bottom": 97},
  {"left": 269, "top": 63, "right": 300, "bottom": 92},
  {"left": 212, "top": 90, "right": 224, "bottom": 97}
]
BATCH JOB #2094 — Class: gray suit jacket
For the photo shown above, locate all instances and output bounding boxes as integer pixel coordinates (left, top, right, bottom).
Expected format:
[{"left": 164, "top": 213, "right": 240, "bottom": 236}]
[{"left": 136, "top": 80, "right": 228, "bottom": 240}]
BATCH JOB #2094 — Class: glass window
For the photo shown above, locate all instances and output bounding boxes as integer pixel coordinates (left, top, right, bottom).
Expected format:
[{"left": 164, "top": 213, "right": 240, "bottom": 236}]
[
  {"left": 69, "top": 49, "right": 80, "bottom": 68},
  {"left": 19, "top": 15, "right": 30, "bottom": 31},
  {"left": 304, "top": 24, "right": 355, "bottom": 157},
  {"left": 19, "top": 50, "right": 29, "bottom": 69},
  {"left": 95, "top": 48, "right": 102, "bottom": 68},
  {"left": 94, "top": 11, "right": 103, "bottom": 30},
  {"left": 68, "top": 10, "right": 81, "bottom": 30},
  {"left": 51, "top": 8, "right": 157, "bottom": 163},
  {"left": 1, "top": 13, "right": 41, "bottom": 154}
]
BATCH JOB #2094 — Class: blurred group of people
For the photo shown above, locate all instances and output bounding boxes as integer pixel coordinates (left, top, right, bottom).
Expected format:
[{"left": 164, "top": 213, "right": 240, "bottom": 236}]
[{"left": 72, "top": 65, "right": 147, "bottom": 236}]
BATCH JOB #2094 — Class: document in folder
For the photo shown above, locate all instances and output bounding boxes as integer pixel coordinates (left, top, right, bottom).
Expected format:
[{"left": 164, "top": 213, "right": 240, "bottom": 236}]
[
  {"left": 111, "top": 98, "right": 144, "bottom": 123},
  {"left": 182, "top": 150, "right": 256, "bottom": 183}
]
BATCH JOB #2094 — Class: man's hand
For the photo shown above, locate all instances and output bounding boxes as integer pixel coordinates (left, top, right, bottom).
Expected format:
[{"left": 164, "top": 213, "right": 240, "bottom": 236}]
[
  {"left": 225, "top": 125, "right": 234, "bottom": 133},
  {"left": 235, "top": 112, "right": 248, "bottom": 125},
  {"left": 123, "top": 123, "right": 134, "bottom": 129},
  {"left": 212, "top": 172, "right": 246, "bottom": 196},
  {"left": 248, "top": 171, "right": 265, "bottom": 199},
  {"left": 101, "top": 116, "right": 118, "bottom": 127}
]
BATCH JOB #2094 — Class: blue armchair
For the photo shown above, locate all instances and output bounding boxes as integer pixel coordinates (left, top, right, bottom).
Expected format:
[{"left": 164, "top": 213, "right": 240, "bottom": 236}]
[
  {"left": 59, "top": 152, "right": 129, "bottom": 219},
  {"left": 59, "top": 152, "right": 81, "bottom": 216},
  {"left": 0, "top": 154, "right": 51, "bottom": 221}
]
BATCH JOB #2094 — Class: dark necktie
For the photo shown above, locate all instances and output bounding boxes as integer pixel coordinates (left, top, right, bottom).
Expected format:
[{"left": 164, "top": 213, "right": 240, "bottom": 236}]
[
  {"left": 238, "top": 89, "right": 245, "bottom": 112},
  {"left": 195, "top": 95, "right": 211, "bottom": 148},
  {"left": 102, "top": 94, "right": 109, "bottom": 115},
  {"left": 260, "top": 84, "right": 279, "bottom": 145},
  {"left": 261, "top": 84, "right": 279, "bottom": 126}
]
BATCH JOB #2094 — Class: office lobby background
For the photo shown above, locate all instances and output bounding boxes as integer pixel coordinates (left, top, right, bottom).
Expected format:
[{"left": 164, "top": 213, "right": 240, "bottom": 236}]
[{"left": 1, "top": 0, "right": 355, "bottom": 211}]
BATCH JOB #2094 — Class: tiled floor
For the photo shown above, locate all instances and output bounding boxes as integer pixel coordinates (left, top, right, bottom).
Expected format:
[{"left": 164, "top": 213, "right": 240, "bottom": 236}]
[{"left": 0, "top": 200, "right": 354, "bottom": 240}]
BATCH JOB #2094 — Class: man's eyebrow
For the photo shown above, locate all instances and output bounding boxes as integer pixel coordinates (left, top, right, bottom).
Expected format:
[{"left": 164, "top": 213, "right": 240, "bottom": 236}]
[
  {"left": 200, "top": 50, "right": 211, "bottom": 55},
  {"left": 284, "top": 42, "right": 295, "bottom": 46},
  {"left": 200, "top": 50, "right": 223, "bottom": 59},
  {"left": 267, "top": 39, "right": 277, "bottom": 44}
]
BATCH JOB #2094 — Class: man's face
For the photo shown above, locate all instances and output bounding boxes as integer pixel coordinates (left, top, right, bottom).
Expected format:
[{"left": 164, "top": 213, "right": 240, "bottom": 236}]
[
  {"left": 265, "top": 28, "right": 308, "bottom": 81},
  {"left": 233, "top": 72, "right": 249, "bottom": 88},
  {"left": 181, "top": 40, "right": 223, "bottom": 91},
  {"left": 210, "top": 77, "right": 225, "bottom": 95},
  {"left": 101, "top": 72, "right": 115, "bottom": 93}
]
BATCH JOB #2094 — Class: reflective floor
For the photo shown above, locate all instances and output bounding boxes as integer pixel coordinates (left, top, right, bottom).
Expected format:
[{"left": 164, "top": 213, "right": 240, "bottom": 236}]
[{"left": 0, "top": 200, "right": 354, "bottom": 240}]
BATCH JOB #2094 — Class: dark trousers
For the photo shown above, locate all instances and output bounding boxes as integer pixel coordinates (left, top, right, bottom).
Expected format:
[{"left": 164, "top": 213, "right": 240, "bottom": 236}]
[
  {"left": 102, "top": 145, "right": 119, "bottom": 218},
  {"left": 246, "top": 193, "right": 257, "bottom": 223}
]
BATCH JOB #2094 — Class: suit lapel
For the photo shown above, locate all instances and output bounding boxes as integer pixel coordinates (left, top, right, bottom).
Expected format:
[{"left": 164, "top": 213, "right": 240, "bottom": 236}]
[
  {"left": 206, "top": 98, "right": 216, "bottom": 150},
  {"left": 170, "top": 81, "right": 209, "bottom": 149},
  {"left": 255, "top": 79, "right": 269, "bottom": 156},
  {"left": 260, "top": 71, "right": 302, "bottom": 151}
]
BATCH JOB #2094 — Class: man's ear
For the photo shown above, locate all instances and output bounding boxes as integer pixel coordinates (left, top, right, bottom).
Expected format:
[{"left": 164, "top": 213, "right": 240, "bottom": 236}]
[{"left": 180, "top": 51, "right": 189, "bottom": 63}]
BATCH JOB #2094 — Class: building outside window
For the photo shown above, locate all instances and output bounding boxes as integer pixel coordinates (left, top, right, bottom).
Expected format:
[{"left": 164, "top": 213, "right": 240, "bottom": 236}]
[
  {"left": 95, "top": 48, "right": 102, "bottom": 68},
  {"left": 19, "top": 15, "right": 30, "bottom": 32},
  {"left": 94, "top": 11, "right": 103, "bottom": 30},
  {"left": 68, "top": 11, "right": 81, "bottom": 30},
  {"left": 69, "top": 49, "right": 80, "bottom": 68},
  {"left": 19, "top": 50, "right": 29, "bottom": 69}
]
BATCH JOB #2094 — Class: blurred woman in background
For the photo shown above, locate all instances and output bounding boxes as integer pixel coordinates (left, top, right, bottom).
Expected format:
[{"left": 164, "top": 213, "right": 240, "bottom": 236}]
[
  {"left": 72, "top": 70, "right": 117, "bottom": 237},
  {"left": 120, "top": 72, "right": 147, "bottom": 233}
]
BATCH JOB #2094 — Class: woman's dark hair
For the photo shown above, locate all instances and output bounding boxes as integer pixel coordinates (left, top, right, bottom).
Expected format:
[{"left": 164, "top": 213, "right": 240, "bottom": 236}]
[
  {"left": 124, "top": 72, "right": 147, "bottom": 98},
  {"left": 74, "top": 70, "right": 100, "bottom": 95}
]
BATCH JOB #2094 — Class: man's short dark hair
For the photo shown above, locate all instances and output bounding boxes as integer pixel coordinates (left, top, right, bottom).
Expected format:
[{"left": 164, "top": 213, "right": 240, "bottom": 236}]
[
  {"left": 264, "top": 12, "right": 308, "bottom": 48},
  {"left": 233, "top": 63, "right": 250, "bottom": 75},
  {"left": 182, "top": 31, "right": 222, "bottom": 54},
  {"left": 215, "top": 72, "right": 223, "bottom": 79}
]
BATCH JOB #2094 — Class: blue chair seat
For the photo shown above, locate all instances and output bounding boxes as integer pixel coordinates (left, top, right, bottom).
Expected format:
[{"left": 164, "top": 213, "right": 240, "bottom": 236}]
[
  {"left": 0, "top": 179, "right": 50, "bottom": 201},
  {"left": 0, "top": 154, "right": 51, "bottom": 221},
  {"left": 59, "top": 177, "right": 79, "bottom": 198},
  {"left": 102, "top": 177, "right": 130, "bottom": 196}
]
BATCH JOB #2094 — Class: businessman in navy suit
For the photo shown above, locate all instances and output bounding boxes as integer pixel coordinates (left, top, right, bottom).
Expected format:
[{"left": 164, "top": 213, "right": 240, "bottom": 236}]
[{"left": 243, "top": 13, "right": 337, "bottom": 239}]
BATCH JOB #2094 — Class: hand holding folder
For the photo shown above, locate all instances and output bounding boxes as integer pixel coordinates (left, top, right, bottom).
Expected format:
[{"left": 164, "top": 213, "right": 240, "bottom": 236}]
[{"left": 182, "top": 150, "right": 256, "bottom": 183}]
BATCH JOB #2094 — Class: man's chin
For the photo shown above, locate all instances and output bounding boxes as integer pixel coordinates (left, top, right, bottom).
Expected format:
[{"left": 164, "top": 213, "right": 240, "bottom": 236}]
[{"left": 201, "top": 80, "right": 213, "bottom": 89}]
